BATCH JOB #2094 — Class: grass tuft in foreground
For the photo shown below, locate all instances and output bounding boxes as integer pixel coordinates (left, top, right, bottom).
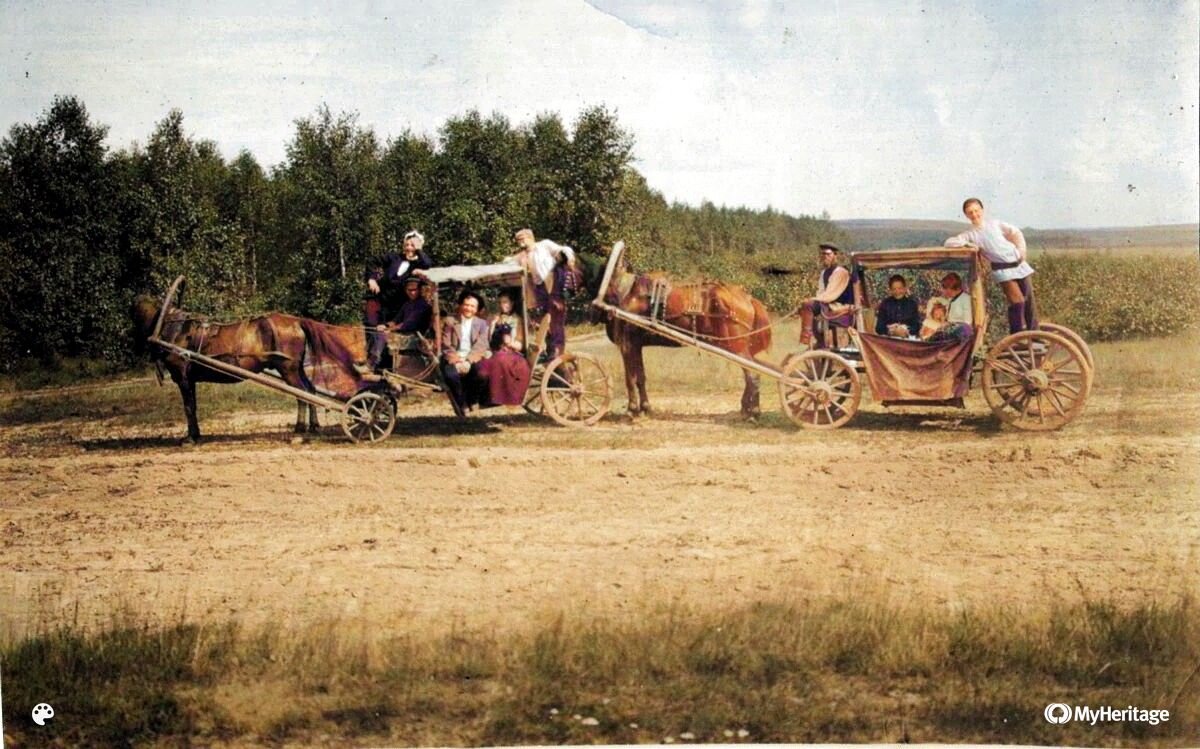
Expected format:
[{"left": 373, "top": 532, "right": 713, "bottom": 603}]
[{"left": 3, "top": 596, "right": 1197, "bottom": 747}]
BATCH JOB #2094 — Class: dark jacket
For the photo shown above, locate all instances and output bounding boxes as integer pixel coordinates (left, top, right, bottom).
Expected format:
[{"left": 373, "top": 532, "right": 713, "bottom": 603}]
[
  {"left": 389, "top": 298, "right": 432, "bottom": 334},
  {"left": 875, "top": 295, "right": 922, "bottom": 336},
  {"left": 366, "top": 250, "right": 433, "bottom": 302}
]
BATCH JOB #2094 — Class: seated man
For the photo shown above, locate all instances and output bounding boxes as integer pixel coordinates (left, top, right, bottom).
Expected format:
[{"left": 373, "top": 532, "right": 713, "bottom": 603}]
[
  {"left": 798, "top": 243, "right": 855, "bottom": 349},
  {"left": 440, "top": 291, "right": 490, "bottom": 413},
  {"left": 368, "top": 278, "right": 432, "bottom": 368},
  {"left": 874, "top": 274, "right": 921, "bottom": 338}
]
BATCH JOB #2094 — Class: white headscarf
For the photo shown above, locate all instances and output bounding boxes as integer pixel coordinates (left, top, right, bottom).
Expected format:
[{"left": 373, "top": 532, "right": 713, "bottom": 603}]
[{"left": 403, "top": 230, "right": 425, "bottom": 251}]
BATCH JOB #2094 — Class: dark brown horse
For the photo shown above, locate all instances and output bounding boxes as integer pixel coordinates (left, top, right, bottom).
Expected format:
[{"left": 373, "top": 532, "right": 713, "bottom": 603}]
[
  {"left": 132, "top": 295, "right": 366, "bottom": 442},
  {"left": 599, "top": 256, "right": 773, "bottom": 418}
]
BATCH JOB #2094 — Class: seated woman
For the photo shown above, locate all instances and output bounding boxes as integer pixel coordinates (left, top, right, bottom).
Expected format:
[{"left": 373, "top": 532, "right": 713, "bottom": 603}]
[
  {"left": 475, "top": 291, "right": 532, "bottom": 406},
  {"left": 489, "top": 290, "right": 525, "bottom": 351}
]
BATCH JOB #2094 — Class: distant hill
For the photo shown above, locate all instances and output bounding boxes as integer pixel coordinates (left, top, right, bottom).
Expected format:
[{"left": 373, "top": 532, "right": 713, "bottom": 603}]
[{"left": 836, "top": 219, "right": 1200, "bottom": 251}]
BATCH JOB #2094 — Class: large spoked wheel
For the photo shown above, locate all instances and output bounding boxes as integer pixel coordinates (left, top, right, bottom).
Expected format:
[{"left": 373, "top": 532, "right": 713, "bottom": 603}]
[
  {"left": 340, "top": 391, "right": 397, "bottom": 443},
  {"left": 1039, "top": 322, "right": 1095, "bottom": 388},
  {"left": 778, "top": 350, "right": 861, "bottom": 429},
  {"left": 540, "top": 352, "right": 612, "bottom": 427},
  {"left": 982, "top": 330, "right": 1090, "bottom": 431}
]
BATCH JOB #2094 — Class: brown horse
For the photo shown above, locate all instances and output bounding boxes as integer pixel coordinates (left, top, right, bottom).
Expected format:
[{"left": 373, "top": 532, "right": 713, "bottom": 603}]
[
  {"left": 132, "top": 295, "right": 366, "bottom": 442},
  {"left": 599, "top": 256, "right": 773, "bottom": 418}
]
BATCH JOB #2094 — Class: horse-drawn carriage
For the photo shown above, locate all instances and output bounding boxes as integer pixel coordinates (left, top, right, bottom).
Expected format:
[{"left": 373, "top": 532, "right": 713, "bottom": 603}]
[
  {"left": 140, "top": 260, "right": 612, "bottom": 444},
  {"left": 592, "top": 241, "right": 1093, "bottom": 431}
]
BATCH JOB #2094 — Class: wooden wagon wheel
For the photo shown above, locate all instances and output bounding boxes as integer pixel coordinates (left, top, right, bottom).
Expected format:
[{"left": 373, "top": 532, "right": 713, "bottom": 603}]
[
  {"left": 1038, "top": 322, "right": 1095, "bottom": 387},
  {"left": 539, "top": 352, "right": 612, "bottom": 427},
  {"left": 981, "top": 330, "right": 1089, "bottom": 431},
  {"left": 341, "top": 391, "right": 397, "bottom": 443},
  {"left": 778, "top": 350, "right": 861, "bottom": 429}
]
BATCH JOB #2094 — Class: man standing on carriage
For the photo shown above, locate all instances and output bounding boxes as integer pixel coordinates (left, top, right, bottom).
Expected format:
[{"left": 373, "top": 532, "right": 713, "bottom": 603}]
[{"left": 508, "top": 228, "right": 577, "bottom": 360}]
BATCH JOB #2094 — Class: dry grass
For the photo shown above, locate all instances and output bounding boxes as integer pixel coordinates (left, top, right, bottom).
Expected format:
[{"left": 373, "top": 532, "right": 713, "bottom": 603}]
[{"left": 3, "top": 595, "right": 1196, "bottom": 747}]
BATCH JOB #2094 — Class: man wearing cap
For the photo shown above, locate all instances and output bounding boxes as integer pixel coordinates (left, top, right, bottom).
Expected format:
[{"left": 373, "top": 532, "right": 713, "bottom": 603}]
[
  {"left": 364, "top": 277, "right": 434, "bottom": 371},
  {"left": 800, "top": 243, "right": 855, "bottom": 349},
  {"left": 507, "top": 228, "right": 577, "bottom": 359}
]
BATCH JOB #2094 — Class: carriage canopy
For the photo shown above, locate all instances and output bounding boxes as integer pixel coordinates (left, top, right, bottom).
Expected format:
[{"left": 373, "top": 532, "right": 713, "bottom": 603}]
[{"left": 421, "top": 261, "right": 526, "bottom": 287}]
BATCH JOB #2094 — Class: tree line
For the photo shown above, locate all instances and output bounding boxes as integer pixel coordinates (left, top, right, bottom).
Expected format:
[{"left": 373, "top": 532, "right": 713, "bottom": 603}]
[{"left": 0, "top": 96, "right": 843, "bottom": 371}]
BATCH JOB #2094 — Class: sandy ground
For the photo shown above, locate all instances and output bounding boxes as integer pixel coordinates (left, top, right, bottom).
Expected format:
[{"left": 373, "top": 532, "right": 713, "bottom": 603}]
[{"left": 3, "top": 368, "right": 1197, "bottom": 637}]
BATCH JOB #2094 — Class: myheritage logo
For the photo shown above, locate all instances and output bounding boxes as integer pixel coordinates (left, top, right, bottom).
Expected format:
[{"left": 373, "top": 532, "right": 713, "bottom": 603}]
[
  {"left": 1044, "top": 703, "right": 1072, "bottom": 724},
  {"left": 1044, "top": 703, "right": 1170, "bottom": 726}
]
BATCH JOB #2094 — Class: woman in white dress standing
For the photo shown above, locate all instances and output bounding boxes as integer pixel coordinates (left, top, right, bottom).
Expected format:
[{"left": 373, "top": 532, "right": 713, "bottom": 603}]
[{"left": 943, "top": 198, "right": 1038, "bottom": 334}]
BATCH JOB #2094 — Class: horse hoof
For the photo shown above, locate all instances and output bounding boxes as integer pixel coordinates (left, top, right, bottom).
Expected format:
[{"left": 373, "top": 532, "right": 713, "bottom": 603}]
[{"left": 180, "top": 436, "right": 201, "bottom": 446}]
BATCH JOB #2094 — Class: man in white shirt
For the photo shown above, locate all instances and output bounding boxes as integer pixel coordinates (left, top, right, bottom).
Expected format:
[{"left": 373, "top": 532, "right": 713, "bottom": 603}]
[
  {"left": 944, "top": 198, "right": 1038, "bottom": 334},
  {"left": 509, "top": 228, "right": 576, "bottom": 359}
]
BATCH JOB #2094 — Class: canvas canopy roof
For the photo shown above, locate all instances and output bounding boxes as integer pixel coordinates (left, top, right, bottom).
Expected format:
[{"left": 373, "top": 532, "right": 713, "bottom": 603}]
[
  {"left": 421, "top": 261, "right": 526, "bottom": 287},
  {"left": 850, "top": 246, "right": 985, "bottom": 274}
]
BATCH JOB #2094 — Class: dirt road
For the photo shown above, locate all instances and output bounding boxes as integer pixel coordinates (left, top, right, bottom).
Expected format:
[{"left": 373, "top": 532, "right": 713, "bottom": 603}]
[{"left": 3, "top": 378, "right": 1196, "bottom": 635}]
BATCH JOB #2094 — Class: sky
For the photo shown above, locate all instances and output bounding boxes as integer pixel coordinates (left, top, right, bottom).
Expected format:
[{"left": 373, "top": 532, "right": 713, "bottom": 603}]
[{"left": 1, "top": 0, "right": 1197, "bottom": 228}]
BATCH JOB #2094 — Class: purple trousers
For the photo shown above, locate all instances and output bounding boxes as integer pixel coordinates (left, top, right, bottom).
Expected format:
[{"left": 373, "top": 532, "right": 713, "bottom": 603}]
[
  {"left": 532, "top": 266, "right": 568, "bottom": 358},
  {"left": 1006, "top": 276, "right": 1039, "bottom": 334}
]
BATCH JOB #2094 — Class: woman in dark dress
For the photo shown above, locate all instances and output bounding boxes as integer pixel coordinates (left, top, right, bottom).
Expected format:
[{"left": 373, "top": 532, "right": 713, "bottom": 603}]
[{"left": 476, "top": 291, "right": 532, "bottom": 406}]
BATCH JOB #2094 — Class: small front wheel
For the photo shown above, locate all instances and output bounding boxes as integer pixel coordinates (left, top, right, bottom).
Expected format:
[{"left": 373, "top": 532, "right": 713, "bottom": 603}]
[
  {"left": 778, "top": 350, "right": 861, "bottom": 429},
  {"left": 341, "top": 391, "right": 397, "bottom": 443},
  {"left": 540, "top": 352, "right": 612, "bottom": 427}
]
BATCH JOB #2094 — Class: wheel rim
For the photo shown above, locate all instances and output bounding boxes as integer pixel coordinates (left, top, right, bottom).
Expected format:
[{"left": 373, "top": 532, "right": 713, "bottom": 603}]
[
  {"left": 1039, "top": 322, "right": 1095, "bottom": 387},
  {"left": 539, "top": 353, "right": 612, "bottom": 427},
  {"left": 982, "top": 330, "right": 1089, "bottom": 431},
  {"left": 341, "top": 392, "right": 396, "bottom": 443},
  {"left": 778, "top": 351, "right": 861, "bottom": 429}
]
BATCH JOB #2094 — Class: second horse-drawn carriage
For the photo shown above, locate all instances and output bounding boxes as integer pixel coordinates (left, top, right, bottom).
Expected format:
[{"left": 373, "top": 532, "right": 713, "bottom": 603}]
[{"left": 592, "top": 240, "right": 1093, "bottom": 431}]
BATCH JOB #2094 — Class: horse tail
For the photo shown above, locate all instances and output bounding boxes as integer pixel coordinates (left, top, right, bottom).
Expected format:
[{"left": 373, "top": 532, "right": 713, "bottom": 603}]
[{"left": 749, "top": 296, "right": 772, "bottom": 356}]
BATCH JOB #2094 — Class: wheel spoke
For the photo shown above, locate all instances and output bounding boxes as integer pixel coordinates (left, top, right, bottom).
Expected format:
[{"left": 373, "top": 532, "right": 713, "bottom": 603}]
[
  {"left": 1044, "top": 355, "right": 1080, "bottom": 375},
  {"left": 1046, "top": 378, "right": 1082, "bottom": 395},
  {"left": 989, "top": 358, "right": 1027, "bottom": 379},
  {"left": 1046, "top": 384, "right": 1081, "bottom": 404},
  {"left": 1043, "top": 389, "right": 1068, "bottom": 417}
]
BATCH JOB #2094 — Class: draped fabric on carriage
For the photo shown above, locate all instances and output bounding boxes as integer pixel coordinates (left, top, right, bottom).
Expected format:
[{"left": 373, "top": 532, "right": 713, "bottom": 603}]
[
  {"left": 301, "top": 323, "right": 369, "bottom": 400},
  {"left": 857, "top": 332, "right": 976, "bottom": 401}
]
